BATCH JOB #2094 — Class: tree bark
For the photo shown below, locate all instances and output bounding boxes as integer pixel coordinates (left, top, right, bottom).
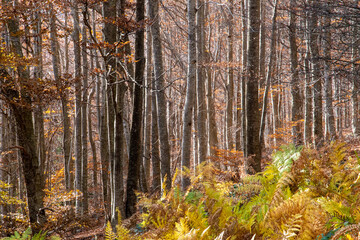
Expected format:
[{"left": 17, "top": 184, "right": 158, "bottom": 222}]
[
  {"left": 259, "top": 0, "right": 278, "bottom": 147},
  {"left": 289, "top": 0, "right": 303, "bottom": 146},
  {"left": 226, "top": 0, "right": 234, "bottom": 150},
  {"left": 323, "top": 10, "right": 336, "bottom": 140},
  {"left": 197, "top": 0, "right": 207, "bottom": 163},
  {"left": 71, "top": 0, "right": 83, "bottom": 214},
  {"left": 245, "top": 0, "right": 262, "bottom": 173},
  {"left": 1, "top": 5, "right": 45, "bottom": 228},
  {"left": 149, "top": 0, "right": 172, "bottom": 190},
  {"left": 351, "top": 0, "right": 360, "bottom": 137},
  {"left": 308, "top": 0, "right": 324, "bottom": 147},
  {"left": 81, "top": 22, "right": 89, "bottom": 215},
  {"left": 126, "top": 0, "right": 145, "bottom": 218},
  {"left": 181, "top": 0, "right": 196, "bottom": 190}
]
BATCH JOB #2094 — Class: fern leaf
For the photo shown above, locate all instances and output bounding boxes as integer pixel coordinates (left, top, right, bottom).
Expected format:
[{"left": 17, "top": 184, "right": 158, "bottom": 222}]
[{"left": 105, "top": 221, "right": 116, "bottom": 240}]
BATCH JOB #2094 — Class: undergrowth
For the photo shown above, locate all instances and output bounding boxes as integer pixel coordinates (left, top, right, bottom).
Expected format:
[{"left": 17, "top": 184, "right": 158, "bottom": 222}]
[{"left": 122, "top": 142, "right": 360, "bottom": 239}]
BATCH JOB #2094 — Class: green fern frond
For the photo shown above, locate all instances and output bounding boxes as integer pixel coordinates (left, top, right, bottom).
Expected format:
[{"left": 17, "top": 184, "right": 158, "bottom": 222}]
[{"left": 272, "top": 144, "right": 302, "bottom": 174}]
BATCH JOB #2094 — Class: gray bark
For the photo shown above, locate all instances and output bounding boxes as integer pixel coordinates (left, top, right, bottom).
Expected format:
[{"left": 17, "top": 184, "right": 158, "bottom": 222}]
[
  {"left": 226, "top": 0, "right": 234, "bottom": 150},
  {"left": 181, "top": 0, "right": 196, "bottom": 190},
  {"left": 308, "top": 0, "right": 324, "bottom": 147},
  {"left": 259, "top": 0, "right": 278, "bottom": 147},
  {"left": 71, "top": 0, "right": 83, "bottom": 214},
  {"left": 149, "top": 0, "right": 172, "bottom": 190},
  {"left": 81, "top": 22, "right": 89, "bottom": 215},
  {"left": 323, "top": 13, "right": 336, "bottom": 140},
  {"left": 197, "top": 0, "right": 207, "bottom": 163}
]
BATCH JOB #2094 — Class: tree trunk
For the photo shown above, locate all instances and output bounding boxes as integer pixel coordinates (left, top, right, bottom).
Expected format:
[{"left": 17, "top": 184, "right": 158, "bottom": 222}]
[
  {"left": 81, "top": 22, "right": 89, "bottom": 215},
  {"left": 181, "top": 0, "right": 196, "bottom": 190},
  {"left": 323, "top": 11, "right": 336, "bottom": 140},
  {"left": 351, "top": 0, "right": 360, "bottom": 136},
  {"left": 144, "top": 24, "right": 152, "bottom": 190},
  {"left": 50, "top": 4, "right": 72, "bottom": 195},
  {"left": 149, "top": 0, "right": 172, "bottom": 190},
  {"left": 308, "top": 0, "right": 324, "bottom": 147},
  {"left": 126, "top": 0, "right": 145, "bottom": 218},
  {"left": 2, "top": 6, "right": 45, "bottom": 228},
  {"left": 71, "top": 0, "right": 83, "bottom": 215},
  {"left": 259, "top": 0, "right": 278, "bottom": 147},
  {"left": 226, "top": 0, "right": 234, "bottom": 150},
  {"left": 197, "top": 0, "right": 207, "bottom": 163},
  {"left": 304, "top": 51, "right": 313, "bottom": 145},
  {"left": 289, "top": 0, "right": 303, "bottom": 146},
  {"left": 240, "top": 0, "right": 248, "bottom": 154},
  {"left": 245, "top": 0, "right": 262, "bottom": 173},
  {"left": 88, "top": 89, "right": 98, "bottom": 199},
  {"left": 151, "top": 77, "right": 161, "bottom": 193}
]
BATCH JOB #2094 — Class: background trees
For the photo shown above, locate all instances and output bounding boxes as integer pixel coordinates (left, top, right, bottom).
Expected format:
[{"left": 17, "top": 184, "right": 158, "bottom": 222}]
[{"left": 0, "top": 0, "right": 359, "bottom": 234}]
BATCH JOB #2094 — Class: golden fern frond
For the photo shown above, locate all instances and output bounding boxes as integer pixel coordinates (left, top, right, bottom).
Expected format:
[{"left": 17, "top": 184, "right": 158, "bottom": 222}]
[
  {"left": 105, "top": 221, "right": 116, "bottom": 240},
  {"left": 270, "top": 171, "right": 295, "bottom": 208},
  {"left": 299, "top": 200, "right": 327, "bottom": 240},
  {"left": 264, "top": 192, "right": 326, "bottom": 240},
  {"left": 330, "top": 223, "right": 360, "bottom": 240}
]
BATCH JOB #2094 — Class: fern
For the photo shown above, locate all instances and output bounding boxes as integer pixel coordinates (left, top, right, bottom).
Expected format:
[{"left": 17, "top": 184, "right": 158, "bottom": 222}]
[
  {"left": 1, "top": 228, "right": 47, "bottom": 240},
  {"left": 105, "top": 222, "right": 116, "bottom": 240}
]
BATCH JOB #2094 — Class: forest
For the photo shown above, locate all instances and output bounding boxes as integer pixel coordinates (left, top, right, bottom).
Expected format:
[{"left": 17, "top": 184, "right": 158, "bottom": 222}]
[{"left": 0, "top": 0, "right": 360, "bottom": 239}]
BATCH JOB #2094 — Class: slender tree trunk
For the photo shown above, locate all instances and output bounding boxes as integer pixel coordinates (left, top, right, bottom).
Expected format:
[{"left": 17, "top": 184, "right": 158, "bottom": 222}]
[
  {"left": 308, "top": 0, "right": 323, "bottom": 147},
  {"left": 259, "top": 0, "right": 266, "bottom": 86},
  {"left": 259, "top": 0, "right": 278, "bottom": 147},
  {"left": 181, "top": 0, "right": 196, "bottom": 190},
  {"left": 323, "top": 11, "right": 336, "bottom": 140},
  {"left": 351, "top": 0, "right": 360, "bottom": 136},
  {"left": 81, "top": 22, "right": 89, "bottom": 215},
  {"left": 144, "top": 25, "right": 152, "bottom": 190},
  {"left": 197, "top": 0, "right": 207, "bottom": 163},
  {"left": 240, "top": 0, "right": 248, "bottom": 154},
  {"left": 50, "top": 4, "right": 72, "bottom": 194},
  {"left": 289, "top": 0, "right": 303, "bottom": 145},
  {"left": 151, "top": 77, "right": 161, "bottom": 193},
  {"left": 304, "top": 51, "right": 313, "bottom": 145},
  {"left": 226, "top": 0, "right": 234, "bottom": 150},
  {"left": 88, "top": 89, "right": 98, "bottom": 198},
  {"left": 126, "top": 0, "right": 145, "bottom": 218},
  {"left": 33, "top": 10, "right": 45, "bottom": 179},
  {"left": 149, "top": 0, "right": 172, "bottom": 190},
  {"left": 206, "top": 2, "right": 219, "bottom": 157},
  {"left": 245, "top": 0, "right": 262, "bottom": 173},
  {"left": 71, "top": 0, "right": 83, "bottom": 214}
]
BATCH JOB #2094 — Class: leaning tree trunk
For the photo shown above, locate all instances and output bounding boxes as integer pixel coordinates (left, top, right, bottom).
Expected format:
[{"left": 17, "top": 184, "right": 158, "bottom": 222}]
[{"left": 259, "top": 0, "right": 278, "bottom": 147}]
